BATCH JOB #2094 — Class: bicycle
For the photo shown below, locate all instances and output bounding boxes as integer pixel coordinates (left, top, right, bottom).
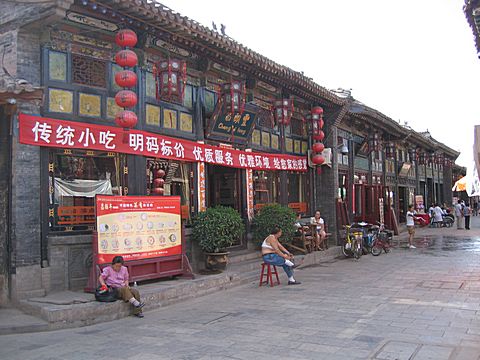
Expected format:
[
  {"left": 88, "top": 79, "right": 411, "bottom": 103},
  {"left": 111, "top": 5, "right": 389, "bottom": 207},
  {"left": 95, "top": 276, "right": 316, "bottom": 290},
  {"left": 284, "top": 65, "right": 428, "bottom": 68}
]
[
  {"left": 342, "top": 225, "right": 363, "bottom": 260},
  {"left": 371, "top": 223, "right": 391, "bottom": 256}
]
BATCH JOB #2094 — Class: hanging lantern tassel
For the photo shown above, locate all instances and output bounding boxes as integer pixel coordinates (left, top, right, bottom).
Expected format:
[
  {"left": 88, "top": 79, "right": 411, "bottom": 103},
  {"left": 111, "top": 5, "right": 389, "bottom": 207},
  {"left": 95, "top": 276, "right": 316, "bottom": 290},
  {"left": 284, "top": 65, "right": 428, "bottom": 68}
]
[{"left": 317, "top": 166, "right": 322, "bottom": 175}]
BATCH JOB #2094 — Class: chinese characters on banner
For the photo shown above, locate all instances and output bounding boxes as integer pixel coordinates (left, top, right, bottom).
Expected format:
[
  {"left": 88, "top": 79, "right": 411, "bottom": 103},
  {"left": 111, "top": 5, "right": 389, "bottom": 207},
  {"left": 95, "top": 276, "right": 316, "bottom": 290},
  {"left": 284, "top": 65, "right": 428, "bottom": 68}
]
[
  {"left": 246, "top": 169, "right": 254, "bottom": 220},
  {"left": 197, "top": 162, "right": 206, "bottom": 212},
  {"left": 19, "top": 114, "right": 308, "bottom": 172},
  {"left": 96, "top": 195, "right": 182, "bottom": 264}
]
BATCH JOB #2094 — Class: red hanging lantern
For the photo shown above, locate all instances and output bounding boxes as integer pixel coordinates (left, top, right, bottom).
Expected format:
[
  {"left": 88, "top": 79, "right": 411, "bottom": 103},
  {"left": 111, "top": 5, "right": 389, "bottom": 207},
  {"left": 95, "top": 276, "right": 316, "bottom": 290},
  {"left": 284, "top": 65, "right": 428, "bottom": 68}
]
[
  {"left": 368, "top": 132, "right": 380, "bottom": 152},
  {"left": 312, "top": 142, "right": 325, "bottom": 153},
  {"left": 313, "top": 130, "right": 325, "bottom": 142},
  {"left": 115, "top": 90, "right": 138, "bottom": 108},
  {"left": 152, "top": 187, "right": 165, "bottom": 195},
  {"left": 115, "top": 110, "right": 138, "bottom": 129},
  {"left": 155, "top": 169, "right": 166, "bottom": 178},
  {"left": 273, "top": 99, "right": 294, "bottom": 126},
  {"left": 306, "top": 106, "right": 325, "bottom": 140},
  {"left": 436, "top": 153, "right": 444, "bottom": 165},
  {"left": 385, "top": 142, "right": 396, "bottom": 159},
  {"left": 221, "top": 80, "right": 246, "bottom": 115},
  {"left": 153, "top": 59, "right": 187, "bottom": 103},
  {"left": 418, "top": 151, "right": 426, "bottom": 165},
  {"left": 115, "top": 49, "right": 138, "bottom": 68},
  {"left": 312, "top": 154, "right": 325, "bottom": 165},
  {"left": 115, "top": 29, "right": 138, "bottom": 48},
  {"left": 153, "top": 178, "right": 165, "bottom": 187},
  {"left": 115, "top": 70, "right": 137, "bottom": 89}
]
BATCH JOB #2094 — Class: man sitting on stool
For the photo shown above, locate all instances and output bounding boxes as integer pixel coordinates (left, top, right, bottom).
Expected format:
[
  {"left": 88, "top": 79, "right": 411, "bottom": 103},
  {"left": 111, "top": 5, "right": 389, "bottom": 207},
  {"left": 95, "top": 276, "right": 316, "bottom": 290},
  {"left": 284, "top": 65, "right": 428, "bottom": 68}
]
[{"left": 261, "top": 228, "right": 301, "bottom": 285}]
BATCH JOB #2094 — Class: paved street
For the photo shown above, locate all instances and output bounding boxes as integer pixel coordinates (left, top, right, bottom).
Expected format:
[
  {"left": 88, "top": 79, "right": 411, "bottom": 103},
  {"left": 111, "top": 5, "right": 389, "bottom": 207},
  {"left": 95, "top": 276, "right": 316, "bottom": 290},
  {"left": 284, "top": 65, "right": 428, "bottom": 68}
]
[{"left": 3, "top": 220, "right": 480, "bottom": 359}]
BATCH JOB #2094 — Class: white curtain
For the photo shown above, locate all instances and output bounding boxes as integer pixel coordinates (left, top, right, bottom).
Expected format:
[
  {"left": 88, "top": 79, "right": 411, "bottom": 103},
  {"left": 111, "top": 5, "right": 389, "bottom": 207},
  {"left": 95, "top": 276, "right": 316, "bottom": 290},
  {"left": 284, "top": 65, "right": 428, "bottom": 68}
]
[{"left": 54, "top": 177, "right": 112, "bottom": 201}]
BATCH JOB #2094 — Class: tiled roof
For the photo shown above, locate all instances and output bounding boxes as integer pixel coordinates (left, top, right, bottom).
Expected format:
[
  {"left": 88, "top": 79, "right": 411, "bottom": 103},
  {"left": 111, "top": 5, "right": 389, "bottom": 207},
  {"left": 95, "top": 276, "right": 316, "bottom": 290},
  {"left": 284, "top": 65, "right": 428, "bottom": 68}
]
[
  {"left": 99, "top": 0, "right": 345, "bottom": 106},
  {"left": 464, "top": 0, "right": 480, "bottom": 53}
]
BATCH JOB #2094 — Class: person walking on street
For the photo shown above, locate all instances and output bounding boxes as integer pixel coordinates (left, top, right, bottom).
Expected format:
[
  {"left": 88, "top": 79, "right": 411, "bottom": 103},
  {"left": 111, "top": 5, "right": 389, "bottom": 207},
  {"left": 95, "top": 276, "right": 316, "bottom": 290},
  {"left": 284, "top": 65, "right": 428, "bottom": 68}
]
[
  {"left": 406, "top": 205, "right": 416, "bottom": 249},
  {"left": 432, "top": 204, "right": 444, "bottom": 227},
  {"left": 454, "top": 200, "right": 464, "bottom": 230},
  {"left": 473, "top": 201, "right": 478, "bottom": 216},
  {"left": 464, "top": 202, "right": 471, "bottom": 230}
]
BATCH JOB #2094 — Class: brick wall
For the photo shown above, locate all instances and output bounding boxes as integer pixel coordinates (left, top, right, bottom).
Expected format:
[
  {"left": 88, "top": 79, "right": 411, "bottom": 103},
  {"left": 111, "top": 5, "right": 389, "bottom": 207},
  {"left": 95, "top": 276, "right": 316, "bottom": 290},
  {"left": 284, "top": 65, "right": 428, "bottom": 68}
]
[
  {"left": 0, "top": 106, "right": 11, "bottom": 305},
  {"left": 443, "top": 166, "right": 453, "bottom": 205},
  {"left": 315, "top": 125, "right": 339, "bottom": 244},
  {"left": 10, "top": 28, "right": 42, "bottom": 269}
]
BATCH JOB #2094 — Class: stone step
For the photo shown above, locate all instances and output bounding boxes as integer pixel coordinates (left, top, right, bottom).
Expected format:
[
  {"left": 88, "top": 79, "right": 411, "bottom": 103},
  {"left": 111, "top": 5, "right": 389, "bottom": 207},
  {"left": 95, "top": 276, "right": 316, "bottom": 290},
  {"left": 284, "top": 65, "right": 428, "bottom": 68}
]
[
  {"left": 14, "top": 246, "right": 342, "bottom": 332},
  {"left": 227, "top": 249, "right": 262, "bottom": 265}
]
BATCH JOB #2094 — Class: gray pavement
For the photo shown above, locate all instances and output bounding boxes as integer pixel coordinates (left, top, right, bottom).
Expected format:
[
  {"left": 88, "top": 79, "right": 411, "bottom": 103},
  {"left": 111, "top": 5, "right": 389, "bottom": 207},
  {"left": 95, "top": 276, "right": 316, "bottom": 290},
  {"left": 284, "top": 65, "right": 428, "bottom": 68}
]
[{"left": 2, "top": 218, "right": 480, "bottom": 359}]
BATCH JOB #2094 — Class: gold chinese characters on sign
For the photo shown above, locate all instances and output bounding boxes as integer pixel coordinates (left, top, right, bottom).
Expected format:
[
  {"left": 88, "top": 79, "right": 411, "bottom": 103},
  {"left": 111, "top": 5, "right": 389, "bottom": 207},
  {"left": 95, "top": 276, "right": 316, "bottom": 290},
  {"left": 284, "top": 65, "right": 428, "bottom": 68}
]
[
  {"left": 49, "top": 88, "right": 73, "bottom": 113},
  {"left": 271, "top": 134, "right": 279, "bottom": 150},
  {"left": 49, "top": 51, "right": 67, "bottom": 81},
  {"left": 261, "top": 132, "right": 270, "bottom": 148},
  {"left": 163, "top": 109, "right": 177, "bottom": 129},
  {"left": 107, "top": 98, "right": 122, "bottom": 119},
  {"left": 294, "top": 140, "right": 301, "bottom": 154},
  {"left": 179, "top": 113, "right": 193, "bottom": 132},
  {"left": 79, "top": 93, "right": 101, "bottom": 117},
  {"left": 146, "top": 104, "right": 161, "bottom": 126},
  {"left": 252, "top": 129, "right": 261, "bottom": 145},
  {"left": 286, "top": 138, "right": 293, "bottom": 153}
]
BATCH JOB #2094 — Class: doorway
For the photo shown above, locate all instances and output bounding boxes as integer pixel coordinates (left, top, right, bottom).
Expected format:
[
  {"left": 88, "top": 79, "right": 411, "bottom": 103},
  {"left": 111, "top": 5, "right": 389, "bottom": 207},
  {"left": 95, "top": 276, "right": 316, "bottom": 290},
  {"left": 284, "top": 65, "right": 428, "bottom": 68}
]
[{"left": 207, "top": 164, "right": 246, "bottom": 247}]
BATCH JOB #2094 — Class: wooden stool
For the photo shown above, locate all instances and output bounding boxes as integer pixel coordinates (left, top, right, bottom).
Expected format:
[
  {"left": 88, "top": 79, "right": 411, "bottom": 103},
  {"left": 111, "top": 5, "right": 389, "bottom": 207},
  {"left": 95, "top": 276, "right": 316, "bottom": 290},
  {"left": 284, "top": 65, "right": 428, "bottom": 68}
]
[{"left": 259, "top": 263, "right": 280, "bottom": 287}]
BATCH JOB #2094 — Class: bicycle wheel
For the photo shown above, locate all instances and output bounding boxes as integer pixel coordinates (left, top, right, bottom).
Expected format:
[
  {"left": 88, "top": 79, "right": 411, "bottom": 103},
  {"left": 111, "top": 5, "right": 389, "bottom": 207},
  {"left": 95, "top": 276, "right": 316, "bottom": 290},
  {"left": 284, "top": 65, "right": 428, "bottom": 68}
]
[
  {"left": 371, "top": 240, "right": 383, "bottom": 256},
  {"left": 342, "top": 242, "right": 353, "bottom": 257},
  {"left": 353, "top": 240, "right": 362, "bottom": 259}
]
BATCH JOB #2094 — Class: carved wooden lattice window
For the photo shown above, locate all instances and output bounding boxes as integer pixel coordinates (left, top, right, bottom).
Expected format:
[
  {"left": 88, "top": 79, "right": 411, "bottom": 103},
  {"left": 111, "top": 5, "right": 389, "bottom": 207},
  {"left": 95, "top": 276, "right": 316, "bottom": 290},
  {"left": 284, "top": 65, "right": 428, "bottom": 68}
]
[
  {"left": 291, "top": 118, "right": 304, "bottom": 136},
  {"left": 72, "top": 54, "right": 107, "bottom": 88},
  {"left": 257, "top": 109, "right": 274, "bottom": 129}
]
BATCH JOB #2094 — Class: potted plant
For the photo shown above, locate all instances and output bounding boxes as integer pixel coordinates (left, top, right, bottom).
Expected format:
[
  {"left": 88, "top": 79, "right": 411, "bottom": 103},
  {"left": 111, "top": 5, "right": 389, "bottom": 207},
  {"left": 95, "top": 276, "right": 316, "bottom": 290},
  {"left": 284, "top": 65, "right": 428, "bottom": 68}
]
[
  {"left": 191, "top": 206, "right": 245, "bottom": 271},
  {"left": 252, "top": 204, "right": 297, "bottom": 247}
]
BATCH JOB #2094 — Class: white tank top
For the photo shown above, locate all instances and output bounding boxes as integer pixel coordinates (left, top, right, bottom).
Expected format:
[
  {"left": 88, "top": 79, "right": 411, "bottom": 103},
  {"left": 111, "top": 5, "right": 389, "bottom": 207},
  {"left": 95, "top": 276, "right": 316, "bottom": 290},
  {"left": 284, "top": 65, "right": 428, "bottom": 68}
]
[{"left": 262, "top": 237, "right": 274, "bottom": 250}]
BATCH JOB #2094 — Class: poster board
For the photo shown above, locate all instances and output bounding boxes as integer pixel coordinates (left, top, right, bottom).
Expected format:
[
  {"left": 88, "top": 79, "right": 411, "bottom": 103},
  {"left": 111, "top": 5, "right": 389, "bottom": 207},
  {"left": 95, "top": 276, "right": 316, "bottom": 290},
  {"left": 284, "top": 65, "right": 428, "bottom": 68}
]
[
  {"left": 415, "top": 195, "right": 425, "bottom": 213},
  {"left": 96, "top": 195, "right": 182, "bottom": 264}
]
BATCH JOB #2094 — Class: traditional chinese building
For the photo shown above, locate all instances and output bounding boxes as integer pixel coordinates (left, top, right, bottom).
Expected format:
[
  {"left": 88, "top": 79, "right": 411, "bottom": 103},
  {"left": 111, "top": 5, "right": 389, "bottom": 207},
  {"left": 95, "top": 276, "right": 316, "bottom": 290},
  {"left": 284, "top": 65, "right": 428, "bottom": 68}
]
[{"left": 0, "top": 0, "right": 459, "bottom": 303}]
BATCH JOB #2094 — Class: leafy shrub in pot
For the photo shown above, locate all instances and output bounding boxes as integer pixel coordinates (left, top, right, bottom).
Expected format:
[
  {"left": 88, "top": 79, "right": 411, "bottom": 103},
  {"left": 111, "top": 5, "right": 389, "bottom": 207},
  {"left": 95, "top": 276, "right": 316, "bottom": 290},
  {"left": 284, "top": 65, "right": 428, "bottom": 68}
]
[
  {"left": 191, "top": 206, "right": 245, "bottom": 253},
  {"left": 252, "top": 204, "right": 296, "bottom": 246}
]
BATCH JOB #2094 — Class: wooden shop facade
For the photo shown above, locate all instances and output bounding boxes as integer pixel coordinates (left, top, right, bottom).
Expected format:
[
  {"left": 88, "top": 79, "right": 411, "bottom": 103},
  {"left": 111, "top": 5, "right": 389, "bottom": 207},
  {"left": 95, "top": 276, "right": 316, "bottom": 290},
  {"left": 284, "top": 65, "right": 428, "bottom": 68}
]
[{"left": 0, "top": 0, "right": 459, "bottom": 302}]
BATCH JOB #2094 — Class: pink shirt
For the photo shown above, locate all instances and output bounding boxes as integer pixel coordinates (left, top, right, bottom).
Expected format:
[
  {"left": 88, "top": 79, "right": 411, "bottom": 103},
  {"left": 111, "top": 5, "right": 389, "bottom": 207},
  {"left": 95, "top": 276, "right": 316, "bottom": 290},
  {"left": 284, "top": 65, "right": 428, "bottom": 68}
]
[{"left": 101, "top": 266, "right": 129, "bottom": 288}]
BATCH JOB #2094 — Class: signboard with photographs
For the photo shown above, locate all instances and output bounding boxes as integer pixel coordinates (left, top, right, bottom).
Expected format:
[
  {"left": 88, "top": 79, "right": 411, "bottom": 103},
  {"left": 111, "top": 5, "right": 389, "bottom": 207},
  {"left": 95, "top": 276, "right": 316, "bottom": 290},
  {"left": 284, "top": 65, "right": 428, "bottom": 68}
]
[{"left": 95, "top": 195, "right": 182, "bottom": 264}]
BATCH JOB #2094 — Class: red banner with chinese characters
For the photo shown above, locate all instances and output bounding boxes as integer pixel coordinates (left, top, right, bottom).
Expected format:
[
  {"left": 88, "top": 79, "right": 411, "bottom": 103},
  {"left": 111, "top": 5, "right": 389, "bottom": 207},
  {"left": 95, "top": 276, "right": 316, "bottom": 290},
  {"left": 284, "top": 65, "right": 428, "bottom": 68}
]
[
  {"left": 96, "top": 195, "right": 182, "bottom": 264},
  {"left": 19, "top": 114, "right": 308, "bottom": 172}
]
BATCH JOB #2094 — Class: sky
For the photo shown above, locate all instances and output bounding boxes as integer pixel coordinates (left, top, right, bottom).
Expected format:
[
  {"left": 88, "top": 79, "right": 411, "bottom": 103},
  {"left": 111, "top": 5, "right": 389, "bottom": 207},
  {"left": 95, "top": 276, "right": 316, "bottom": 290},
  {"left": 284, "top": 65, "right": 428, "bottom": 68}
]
[{"left": 159, "top": 0, "right": 480, "bottom": 168}]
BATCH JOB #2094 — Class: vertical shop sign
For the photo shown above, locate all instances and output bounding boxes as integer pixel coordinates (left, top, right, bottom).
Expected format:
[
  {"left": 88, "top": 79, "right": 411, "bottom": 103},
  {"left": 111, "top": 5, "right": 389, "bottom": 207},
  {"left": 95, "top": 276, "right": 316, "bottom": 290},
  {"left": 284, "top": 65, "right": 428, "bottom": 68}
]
[
  {"left": 246, "top": 169, "right": 254, "bottom": 220},
  {"left": 198, "top": 162, "right": 206, "bottom": 212}
]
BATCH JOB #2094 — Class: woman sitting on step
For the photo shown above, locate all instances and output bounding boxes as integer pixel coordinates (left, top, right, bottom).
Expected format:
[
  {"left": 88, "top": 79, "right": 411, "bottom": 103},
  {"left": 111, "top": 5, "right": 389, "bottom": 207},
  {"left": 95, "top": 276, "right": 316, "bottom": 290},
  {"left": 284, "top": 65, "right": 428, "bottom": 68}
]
[
  {"left": 261, "top": 228, "right": 301, "bottom": 285},
  {"left": 98, "top": 256, "right": 145, "bottom": 318}
]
